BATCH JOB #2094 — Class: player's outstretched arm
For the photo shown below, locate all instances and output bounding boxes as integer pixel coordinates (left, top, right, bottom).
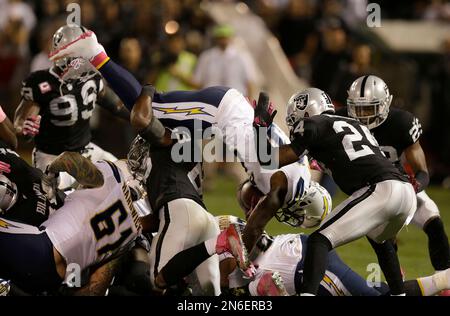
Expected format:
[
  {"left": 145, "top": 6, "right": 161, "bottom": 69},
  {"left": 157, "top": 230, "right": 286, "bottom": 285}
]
[
  {"left": 130, "top": 85, "right": 173, "bottom": 147},
  {"left": 0, "top": 106, "right": 18, "bottom": 150},
  {"left": 243, "top": 171, "right": 287, "bottom": 251},
  {"left": 47, "top": 152, "right": 104, "bottom": 188}
]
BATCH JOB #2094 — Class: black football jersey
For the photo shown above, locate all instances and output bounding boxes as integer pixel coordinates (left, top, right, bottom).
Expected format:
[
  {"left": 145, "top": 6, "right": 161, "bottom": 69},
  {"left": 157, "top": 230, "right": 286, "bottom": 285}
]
[
  {"left": 0, "top": 141, "right": 63, "bottom": 226},
  {"left": 146, "top": 144, "right": 205, "bottom": 212},
  {"left": 21, "top": 68, "right": 104, "bottom": 154},
  {"left": 289, "top": 114, "right": 408, "bottom": 195},
  {"left": 335, "top": 107, "right": 423, "bottom": 167}
]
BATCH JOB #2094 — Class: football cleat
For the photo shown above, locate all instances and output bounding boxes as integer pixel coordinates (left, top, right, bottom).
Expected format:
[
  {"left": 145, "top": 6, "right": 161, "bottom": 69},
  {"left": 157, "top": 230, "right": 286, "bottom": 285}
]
[
  {"left": 256, "top": 271, "right": 289, "bottom": 296},
  {"left": 216, "top": 223, "right": 251, "bottom": 272},
  {"left": 49, "top": 30, "right": 108, "bottom": 69}
]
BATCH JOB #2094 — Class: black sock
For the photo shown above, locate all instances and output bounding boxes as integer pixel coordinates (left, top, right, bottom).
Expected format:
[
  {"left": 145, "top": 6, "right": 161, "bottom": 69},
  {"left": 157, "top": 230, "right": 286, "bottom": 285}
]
[
  {"left": 160, "top": 243, "right": 211, "bottom": 287},
  {"left": 368, "top": 238, "right": 404, "bottom": 295},
  {"left": 424, "top": 217, "right": 450, "bottom": 271},
  {"left": 299, "top": 232, "right": 332, "bottom": 295},
  {"left": 404, "top": 280, "right": 423, "bottom": 296}
]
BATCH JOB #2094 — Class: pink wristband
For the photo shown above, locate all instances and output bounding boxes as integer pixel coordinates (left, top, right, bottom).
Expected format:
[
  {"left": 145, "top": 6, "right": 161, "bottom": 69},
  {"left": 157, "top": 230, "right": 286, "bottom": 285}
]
[
  {"left": 0, "top": 106, "right": 6, "bottom": 123},
  {"left": 91, "top": 51, "right": 110, "bottom": 69}
]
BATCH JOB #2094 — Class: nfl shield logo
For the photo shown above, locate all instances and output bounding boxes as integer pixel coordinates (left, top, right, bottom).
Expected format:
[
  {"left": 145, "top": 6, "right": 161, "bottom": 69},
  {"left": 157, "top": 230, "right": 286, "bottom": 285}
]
[{"left": 39, "top": 82, "right": 51, "bottom": 94}]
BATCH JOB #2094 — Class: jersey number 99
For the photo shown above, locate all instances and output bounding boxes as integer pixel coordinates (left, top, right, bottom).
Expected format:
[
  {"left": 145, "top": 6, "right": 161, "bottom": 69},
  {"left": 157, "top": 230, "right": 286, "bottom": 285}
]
[{"left": 49, "top": 80, "right": 97, "bottom": 127}]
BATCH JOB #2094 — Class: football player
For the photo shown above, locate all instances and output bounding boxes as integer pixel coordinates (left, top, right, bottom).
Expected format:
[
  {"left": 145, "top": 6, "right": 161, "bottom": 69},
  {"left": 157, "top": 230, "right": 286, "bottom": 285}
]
[
  {"left": 0, "top": 108, "right": 63, "bottom": 226},
  {"left": 0, "top": 152, "right": 139, "bottom": 294},
  {"left": 148, "top": 177, "right": 331, "bottom": 292},
  {"left": 218, "top": 216, "right": 450, "bottom": 297},
  {"left": 47, "top": 28, "right": 277, "bottom": 201},
  {"left": 14, "top": 25, "right": 128, "bottom": 190},
  {"left": 339, "top": 75, "right": 450, "bottom": 276},
  {"left": 47, "top": 29, "right": 279, "bottom": 295},
  {"left": 255, "top": 87, "right": 417, "bottom": 296}
]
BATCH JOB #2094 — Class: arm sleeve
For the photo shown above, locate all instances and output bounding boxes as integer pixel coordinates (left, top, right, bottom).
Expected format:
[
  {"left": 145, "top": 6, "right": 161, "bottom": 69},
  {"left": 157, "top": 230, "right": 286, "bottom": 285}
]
[{"left": 98, "top": 60, "right": 143, "bottom": 110}]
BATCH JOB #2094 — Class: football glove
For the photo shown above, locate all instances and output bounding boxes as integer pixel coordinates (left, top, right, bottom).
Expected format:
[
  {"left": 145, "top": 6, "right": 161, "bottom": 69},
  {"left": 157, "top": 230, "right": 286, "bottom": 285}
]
[
  {"left": 22, "top": 115, "right": 41, "bottom": 137},
  {"left": 0, "top": 161, "right": 11, "bottom": 174},
  {"left": 252, "top": 92, "right": 277, "bottom": 127}
]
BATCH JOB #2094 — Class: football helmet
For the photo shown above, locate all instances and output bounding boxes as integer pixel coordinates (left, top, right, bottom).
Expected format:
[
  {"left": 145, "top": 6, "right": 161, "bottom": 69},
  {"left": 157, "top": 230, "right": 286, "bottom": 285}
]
[
  {"left": 0, "top": 175, "right": 18, "bottom": 214},
  {"left": 127, "top": 135, "right": 152, "bottom": 184},
  {"left": 347, "top": 75, "right": 393, "bottom": 129},
  {"left": 51, "top": 25, "right": 97, "bottom": 82},
  {"left": 276, "top": 181, "right": 332, "bottom": 228},
  {"left": 286, "top": 88, "right": 334, "bottom": 134}
]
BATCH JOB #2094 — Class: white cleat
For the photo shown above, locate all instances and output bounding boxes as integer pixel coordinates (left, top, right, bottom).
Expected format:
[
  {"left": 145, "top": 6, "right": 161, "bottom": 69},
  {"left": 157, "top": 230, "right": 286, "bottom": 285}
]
[{"left": 49, "top": 30, "right": 106, "bottom": 64}]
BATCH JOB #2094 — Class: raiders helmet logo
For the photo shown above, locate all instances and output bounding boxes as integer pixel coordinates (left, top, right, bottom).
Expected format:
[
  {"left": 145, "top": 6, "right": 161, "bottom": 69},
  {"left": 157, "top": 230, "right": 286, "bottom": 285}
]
[
  {"left": 53, "top": 31, "right": 63, "bottom": 47},
  {"left": 293, "top": 94, "right": 309, "bottom": 111}
]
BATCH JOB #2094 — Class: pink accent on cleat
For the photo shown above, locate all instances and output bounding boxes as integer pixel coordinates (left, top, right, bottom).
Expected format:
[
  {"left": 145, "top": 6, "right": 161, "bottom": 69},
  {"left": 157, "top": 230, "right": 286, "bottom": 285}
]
[
  {"left": 216, "top": 223, "right": 250, "bottom": 271},
  {"left": 256, "top": 271, "right": 289, "bottom": 296}
]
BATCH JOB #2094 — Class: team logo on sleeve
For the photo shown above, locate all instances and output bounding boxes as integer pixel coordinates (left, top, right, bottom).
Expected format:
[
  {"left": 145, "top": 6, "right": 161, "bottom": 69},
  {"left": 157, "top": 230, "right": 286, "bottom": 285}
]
[
  {"left": 0, "top": 219, "right": 19, "bottom": 229},
  {"left": 153, "top": 106, "right": 213, "bottom": 117}
]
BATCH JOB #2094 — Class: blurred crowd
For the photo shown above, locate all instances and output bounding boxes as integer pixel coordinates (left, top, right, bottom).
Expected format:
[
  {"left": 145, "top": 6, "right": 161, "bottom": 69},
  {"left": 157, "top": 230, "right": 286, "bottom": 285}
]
[{"left": 0, "top": 0, "right": 449, "bottom": 182}]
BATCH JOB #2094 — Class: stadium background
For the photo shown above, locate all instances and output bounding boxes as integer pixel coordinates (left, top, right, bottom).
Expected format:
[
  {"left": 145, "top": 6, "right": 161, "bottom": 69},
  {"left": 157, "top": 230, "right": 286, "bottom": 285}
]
[{"left": 0, "top": 0, "right": 449, "bottom": 281}]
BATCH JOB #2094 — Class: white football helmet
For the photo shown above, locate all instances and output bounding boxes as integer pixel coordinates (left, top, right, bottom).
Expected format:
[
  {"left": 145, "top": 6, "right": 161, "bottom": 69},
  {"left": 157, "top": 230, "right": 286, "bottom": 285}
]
[
  {"left": 286, "top": 87, "right": 334, "bottom": 134},
  {"left": 347, "top": 75, "right": 393, "bottom": 129},
  {"left": 0, "top": 175, "right": 18, "bottom": 214},
  {"left": 51, "top": 25, "right": 97, "bottom": 81},
  {"left": 276, "top": 181, "right": 332, "bottom": 228}
]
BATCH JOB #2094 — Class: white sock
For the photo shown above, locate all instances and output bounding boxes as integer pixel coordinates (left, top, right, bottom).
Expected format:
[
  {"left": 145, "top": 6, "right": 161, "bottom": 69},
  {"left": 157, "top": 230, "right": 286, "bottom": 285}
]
[
  {"left": 300, "top": 293, "right": 315, "bottom": 296},
  {"left": 204, "top": 237, "right": 217, "bottom": 256},
  {"left": 417, "top": 269, "right": 450, "bottom": 296}
]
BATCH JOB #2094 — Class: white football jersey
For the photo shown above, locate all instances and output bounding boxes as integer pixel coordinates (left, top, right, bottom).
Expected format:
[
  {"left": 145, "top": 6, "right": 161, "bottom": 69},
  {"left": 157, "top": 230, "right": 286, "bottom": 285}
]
[
  {"left": 227, "top": 234, "right": 303, "bottom": 295},
  {"left": 256, "top": 157, "right": 311, "bottom": 207},
  {"left": 43, "top": 161, "right": 142, "bottom": 274}
]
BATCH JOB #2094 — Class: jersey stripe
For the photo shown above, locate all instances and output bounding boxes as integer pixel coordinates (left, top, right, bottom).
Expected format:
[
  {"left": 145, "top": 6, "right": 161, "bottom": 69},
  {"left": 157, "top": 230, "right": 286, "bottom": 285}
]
[
  {"left": 153, "top": 204, "right": 171, "bottom": 277},
  {"left": 105, "top": 161, "right": 121, "bottom": 183},
  {"left": 319, "top": 184, "right": 376, "bottom": 232}
]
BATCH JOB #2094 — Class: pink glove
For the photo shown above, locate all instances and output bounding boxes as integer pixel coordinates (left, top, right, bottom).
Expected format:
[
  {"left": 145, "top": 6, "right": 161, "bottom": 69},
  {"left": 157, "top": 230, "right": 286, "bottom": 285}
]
[
  {"left": 310, "top": 159, "right": 323, "bottom": 172},
  {"left": 22, "top": 115, "right": 41, "bottom": 137},
  {"left": 0, "top": 161, "right": 11, "bottom": 174}
]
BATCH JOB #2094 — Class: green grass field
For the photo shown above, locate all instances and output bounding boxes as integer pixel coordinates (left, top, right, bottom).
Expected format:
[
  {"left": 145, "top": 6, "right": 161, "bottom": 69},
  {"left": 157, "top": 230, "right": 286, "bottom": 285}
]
[{"left": 204, "top": 175, "right": 450, "bottom": 281}]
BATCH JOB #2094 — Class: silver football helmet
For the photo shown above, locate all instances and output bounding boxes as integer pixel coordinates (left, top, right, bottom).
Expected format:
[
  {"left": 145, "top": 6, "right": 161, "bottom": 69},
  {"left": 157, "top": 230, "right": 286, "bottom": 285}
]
[
  {"left": 276, "top": 181, "right": 332, "bottom": 228},
  {"left": 0, "top": 175, "right": 18, "bottom": 214},
  {"left": 51, "top": 25, "right": 97, "bottom": 81},
  {"left": 286, "top": 87, "right": 334, "bottom": 133},
  {"left": 347, "top": 75, "right": 393, "bottom": 129},
  {"left": 127, "top": 135, "right": 152, "bottom": 184}
]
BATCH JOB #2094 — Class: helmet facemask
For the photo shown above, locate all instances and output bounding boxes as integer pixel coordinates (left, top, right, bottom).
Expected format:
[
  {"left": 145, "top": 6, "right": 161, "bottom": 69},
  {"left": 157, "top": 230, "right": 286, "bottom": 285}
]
[
  {"left": 347, "top": 94, "right": 392, "bottom": 129},
  {"left": 127, "top": 136, "right": 152, "bottom": 185}
]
